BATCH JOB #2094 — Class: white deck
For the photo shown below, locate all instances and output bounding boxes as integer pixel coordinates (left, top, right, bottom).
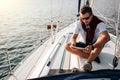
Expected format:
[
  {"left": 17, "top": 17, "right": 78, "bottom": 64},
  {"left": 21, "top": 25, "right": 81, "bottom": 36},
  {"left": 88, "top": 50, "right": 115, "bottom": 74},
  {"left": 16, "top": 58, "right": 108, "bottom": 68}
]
[{"left": 5, "top": 23, "right": 120, "bottom": 80}]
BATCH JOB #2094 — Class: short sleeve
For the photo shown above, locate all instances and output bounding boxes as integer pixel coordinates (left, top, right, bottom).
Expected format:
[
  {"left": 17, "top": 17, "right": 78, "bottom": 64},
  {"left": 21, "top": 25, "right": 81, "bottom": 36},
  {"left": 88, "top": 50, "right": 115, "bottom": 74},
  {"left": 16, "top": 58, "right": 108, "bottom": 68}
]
[
  {"left": 93, "top": 22, "right": 107, "bottom": 42},
  {"left": 97, "top": 22, "right": 107, "bottom": 33},
  {"left": 73, "top": 21, "right": 81, "bottom": 34}
]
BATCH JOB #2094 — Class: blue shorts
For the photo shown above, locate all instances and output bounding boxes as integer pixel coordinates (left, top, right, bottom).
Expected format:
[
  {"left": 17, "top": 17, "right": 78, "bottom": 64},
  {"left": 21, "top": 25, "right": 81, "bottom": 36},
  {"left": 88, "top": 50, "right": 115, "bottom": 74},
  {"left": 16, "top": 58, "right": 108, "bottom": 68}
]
[{"left": 76, "top": 42, "right": 88, "bottom": 48}]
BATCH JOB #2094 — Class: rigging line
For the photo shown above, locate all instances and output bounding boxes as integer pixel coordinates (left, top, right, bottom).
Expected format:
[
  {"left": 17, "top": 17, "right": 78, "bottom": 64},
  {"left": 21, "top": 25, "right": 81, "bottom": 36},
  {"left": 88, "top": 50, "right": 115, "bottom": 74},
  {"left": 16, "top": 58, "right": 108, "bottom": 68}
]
[
  {"left": 49, "top": 0, "right": 57, "bottom": 44},
  {"left": 115, "top": 4, "right": 120, "bottom": 57},
  {"left": 58, "top": 0, "right": 63, "bottom": 18},
  {"left": 113, "top": 0, "right": 117, "bottom": 20},
  {"left": 116, "top": 4, "right": 120, "bottom": 37},
  {"left": 50, "top": 0, "right": 64, "bottom": 21},
  {"left": 70, "top": 0, "right": 78, "bottom": 16},
  {"left": 92, "top": 4, "right": 116, "bottom": 22},
  {"left": 92, "top": 5, "right": 108, "bottom": 20},
  {"left": 98, "top": 15, "right": 116, "bottom": 23},
  {"left": 50, "top": 0, "right": 53, "bottom": 22},
  {"left": 92, "top": 3, "right": 115, "bottom": 23},
  {"left": 90, "top": 0, "right": 94, "bottom": 7},
  {"left": 93, "top": 5, "right": 116, "bottom": 30}
]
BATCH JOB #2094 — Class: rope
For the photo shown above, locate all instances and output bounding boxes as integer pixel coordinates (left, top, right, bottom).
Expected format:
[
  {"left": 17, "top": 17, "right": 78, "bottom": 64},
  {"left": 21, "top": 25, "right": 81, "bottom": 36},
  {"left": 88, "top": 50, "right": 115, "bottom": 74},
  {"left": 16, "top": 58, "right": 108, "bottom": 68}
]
[
  {"left": 90, "top": 0, "right": 94, "bottom": 7},
  {"left": 93, "top": 5, "right": 116, "bottom": 30}
]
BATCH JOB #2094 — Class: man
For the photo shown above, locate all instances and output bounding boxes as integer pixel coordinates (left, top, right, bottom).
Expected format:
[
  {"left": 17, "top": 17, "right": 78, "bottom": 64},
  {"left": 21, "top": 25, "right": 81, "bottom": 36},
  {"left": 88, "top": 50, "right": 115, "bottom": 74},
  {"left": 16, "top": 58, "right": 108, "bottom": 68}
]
[{"left": 65, "top": 6, "right": 110, "bottom": 71}]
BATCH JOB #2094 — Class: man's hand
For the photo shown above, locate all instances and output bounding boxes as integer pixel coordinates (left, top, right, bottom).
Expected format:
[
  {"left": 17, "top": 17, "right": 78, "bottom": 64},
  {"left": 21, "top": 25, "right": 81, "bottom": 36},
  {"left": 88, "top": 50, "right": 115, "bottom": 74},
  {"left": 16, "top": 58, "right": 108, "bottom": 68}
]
[
  {"left": 83, "top": 45, "right": 92, "bottom": 54},
  {"left": 70, "top": 41, "right": 76, "bottom": 47},
  {"left": 70, "top": 34, "right": 78, "bottom": 47}
]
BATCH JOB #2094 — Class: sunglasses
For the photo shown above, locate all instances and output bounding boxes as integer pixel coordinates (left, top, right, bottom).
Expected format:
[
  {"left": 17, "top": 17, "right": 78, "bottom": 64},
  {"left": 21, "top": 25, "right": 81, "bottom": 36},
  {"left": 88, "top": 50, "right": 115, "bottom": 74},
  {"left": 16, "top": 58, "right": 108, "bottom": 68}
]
[{"left": 81, "top": 15, "right": 91, "bottom": 20}]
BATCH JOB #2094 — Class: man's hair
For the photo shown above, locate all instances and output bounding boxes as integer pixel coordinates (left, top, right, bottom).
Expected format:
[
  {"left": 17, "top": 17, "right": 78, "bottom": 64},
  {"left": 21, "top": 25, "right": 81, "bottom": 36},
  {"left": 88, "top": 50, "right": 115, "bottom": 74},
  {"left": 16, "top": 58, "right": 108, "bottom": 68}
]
[{"left": 80, "top": 6, "right": 92, "bottom": 15}]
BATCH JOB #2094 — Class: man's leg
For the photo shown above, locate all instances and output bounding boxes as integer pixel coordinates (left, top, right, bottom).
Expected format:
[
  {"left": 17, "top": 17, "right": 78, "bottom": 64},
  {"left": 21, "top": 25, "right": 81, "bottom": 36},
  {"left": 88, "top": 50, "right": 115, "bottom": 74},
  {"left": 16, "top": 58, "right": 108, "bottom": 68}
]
[
  {"left": 65, "top": 42, "right": 89, "bottom": 58},
  {"left": 87, "top": 45, "right": 103, "bottom": 63},
  {"left": 83, "top": 45, "right": 103, "bottom": 71}
]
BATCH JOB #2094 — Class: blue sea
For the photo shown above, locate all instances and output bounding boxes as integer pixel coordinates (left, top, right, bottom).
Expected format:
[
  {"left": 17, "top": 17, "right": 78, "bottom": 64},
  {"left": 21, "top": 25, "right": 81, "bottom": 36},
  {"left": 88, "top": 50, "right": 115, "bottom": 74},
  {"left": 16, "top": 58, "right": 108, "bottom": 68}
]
[{"left": 0, "top": 0, "right": 119, "bottom": 79}]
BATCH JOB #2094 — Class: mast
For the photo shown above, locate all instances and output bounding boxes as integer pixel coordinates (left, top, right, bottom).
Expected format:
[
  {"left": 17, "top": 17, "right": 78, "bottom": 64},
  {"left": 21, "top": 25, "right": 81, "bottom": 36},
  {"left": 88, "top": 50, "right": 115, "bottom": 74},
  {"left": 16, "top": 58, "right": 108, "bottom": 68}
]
[
  {"left": 85, "top": 0, "right": 90, "bottom": 7},
  {"left": 78, "top": 0, "right": 81, "bottom": 13},
  {"left": 77, "top": 0, "right": 81, "bottom": 17}
]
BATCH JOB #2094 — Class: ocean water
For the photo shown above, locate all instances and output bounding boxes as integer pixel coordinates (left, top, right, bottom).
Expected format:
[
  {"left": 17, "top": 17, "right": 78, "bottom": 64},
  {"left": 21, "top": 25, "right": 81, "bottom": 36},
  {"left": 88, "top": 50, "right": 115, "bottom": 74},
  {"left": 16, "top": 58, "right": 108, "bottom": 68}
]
[
  {"left": 0, "top": 0, "right": 120, "bottom": 79},
  {"left": 0, "top": 0, "right": 78, "bottom": 79}
]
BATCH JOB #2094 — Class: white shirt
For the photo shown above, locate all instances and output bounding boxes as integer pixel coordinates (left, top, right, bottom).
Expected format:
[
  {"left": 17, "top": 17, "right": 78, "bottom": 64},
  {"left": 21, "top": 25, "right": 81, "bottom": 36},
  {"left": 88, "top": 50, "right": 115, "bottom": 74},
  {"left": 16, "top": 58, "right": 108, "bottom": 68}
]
[{"left": 73, "top": 20, "right": 107, "bottom": 43}]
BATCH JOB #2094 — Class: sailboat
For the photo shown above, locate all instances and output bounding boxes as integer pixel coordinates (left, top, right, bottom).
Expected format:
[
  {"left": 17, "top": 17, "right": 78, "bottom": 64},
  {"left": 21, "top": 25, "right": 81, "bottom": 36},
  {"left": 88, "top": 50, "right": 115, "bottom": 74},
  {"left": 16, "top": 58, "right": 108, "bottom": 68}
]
[{"left": 4, "top": 0, "right": 120, "bottom": 80}]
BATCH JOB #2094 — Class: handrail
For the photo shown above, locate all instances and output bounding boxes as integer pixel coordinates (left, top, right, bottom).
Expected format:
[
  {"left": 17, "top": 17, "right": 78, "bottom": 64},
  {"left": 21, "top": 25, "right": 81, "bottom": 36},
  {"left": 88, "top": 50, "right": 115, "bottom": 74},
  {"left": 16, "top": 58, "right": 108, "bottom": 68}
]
[
  {"left": 0, "top": 48, "right": 12, "bottom": 76},
  {"left": 0, "top": 54, "right": 26, "bottom": 69},
  {"left": 47, "top": 35, "right": 66, "bottom": 68},
  {"left": 59, "top": 33, "right": 71, "bottom": 72}
]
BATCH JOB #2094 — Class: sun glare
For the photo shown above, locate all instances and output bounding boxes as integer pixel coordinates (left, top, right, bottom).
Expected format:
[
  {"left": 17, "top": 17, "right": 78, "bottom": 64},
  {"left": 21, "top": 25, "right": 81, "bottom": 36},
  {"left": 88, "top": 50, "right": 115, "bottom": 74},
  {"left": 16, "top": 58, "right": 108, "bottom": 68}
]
[{"left": 0, "top": 0, "right": 16, "bottom": 10}]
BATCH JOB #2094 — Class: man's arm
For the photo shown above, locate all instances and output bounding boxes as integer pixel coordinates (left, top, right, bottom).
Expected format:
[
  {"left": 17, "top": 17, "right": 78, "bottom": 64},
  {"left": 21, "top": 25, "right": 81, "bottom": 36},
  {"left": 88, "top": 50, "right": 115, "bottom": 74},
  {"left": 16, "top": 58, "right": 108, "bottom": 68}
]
[
  {"left": 93, "top": 31, "right": 110, "bottom": 48},
  {"left": 87, "top": 31, "right": 110, "bottom": 62},
  {"left": 70, "top": 34, "right": 78, "bottom": 46}
]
